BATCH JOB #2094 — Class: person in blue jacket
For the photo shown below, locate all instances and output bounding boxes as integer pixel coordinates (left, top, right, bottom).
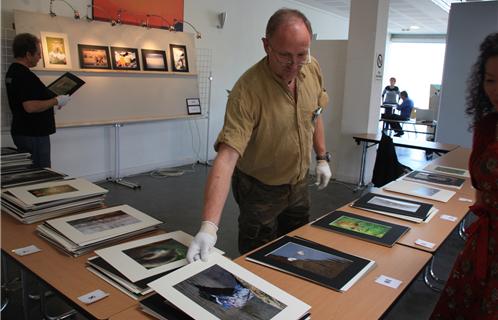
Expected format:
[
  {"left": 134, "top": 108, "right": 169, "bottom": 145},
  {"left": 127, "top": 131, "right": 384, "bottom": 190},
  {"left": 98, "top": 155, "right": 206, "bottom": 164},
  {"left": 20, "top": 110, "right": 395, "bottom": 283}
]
[{"left": 381, "top": 90, "right": 414, "bottom": 137}]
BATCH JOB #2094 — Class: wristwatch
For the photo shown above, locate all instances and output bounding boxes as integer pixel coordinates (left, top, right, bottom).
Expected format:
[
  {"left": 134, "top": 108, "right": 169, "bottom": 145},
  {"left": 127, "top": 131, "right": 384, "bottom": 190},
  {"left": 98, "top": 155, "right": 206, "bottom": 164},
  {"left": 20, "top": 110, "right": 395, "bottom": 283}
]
[{"left": 316, "top": 152, "right": 331, "bottom": 162}]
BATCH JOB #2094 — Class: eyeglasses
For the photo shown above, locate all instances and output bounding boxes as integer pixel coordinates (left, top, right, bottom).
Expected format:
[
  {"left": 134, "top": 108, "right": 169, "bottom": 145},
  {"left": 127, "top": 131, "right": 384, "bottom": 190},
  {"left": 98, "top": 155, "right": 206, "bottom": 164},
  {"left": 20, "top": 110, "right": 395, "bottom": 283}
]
[{"left": 268, "top": 44, "right": 311, "bottom": 67}]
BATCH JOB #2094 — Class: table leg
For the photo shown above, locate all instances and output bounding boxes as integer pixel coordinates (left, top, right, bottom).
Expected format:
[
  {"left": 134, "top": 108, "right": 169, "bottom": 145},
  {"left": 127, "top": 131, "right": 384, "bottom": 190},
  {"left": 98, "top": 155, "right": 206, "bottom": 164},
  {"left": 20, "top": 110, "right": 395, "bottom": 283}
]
[
  {"left": 40, "top": 284, "right": 77, "bottom": 320},
  {"left": 20, "top": 269, "right": 30, "bottom": 320},
  {"left": 354, "top": 141, "right": 368, "bottom": 192},
  {"left": 423, "top": 257, "right": 443, "bottom": 292},
  {"left": 458, "top": 217, "right": 468, "bottom": 241},
  {"left": 429, "top": 256, "right": 445, "bottom": 284}
]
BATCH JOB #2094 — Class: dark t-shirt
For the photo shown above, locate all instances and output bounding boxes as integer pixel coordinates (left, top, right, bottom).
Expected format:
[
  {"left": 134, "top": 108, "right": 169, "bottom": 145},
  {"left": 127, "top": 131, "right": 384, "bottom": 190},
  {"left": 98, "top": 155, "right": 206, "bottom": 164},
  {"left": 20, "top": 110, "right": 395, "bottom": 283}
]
[{"left": 5, "top": 62, "right": 56, "bottom": 136}]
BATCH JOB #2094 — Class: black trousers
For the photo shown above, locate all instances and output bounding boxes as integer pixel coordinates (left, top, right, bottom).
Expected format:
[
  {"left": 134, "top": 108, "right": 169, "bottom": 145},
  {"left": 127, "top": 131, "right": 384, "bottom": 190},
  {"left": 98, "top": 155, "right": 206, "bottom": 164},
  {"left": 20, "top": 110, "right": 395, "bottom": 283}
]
[
  {"left": 381, "top": 114, "right": 408, "bottom": 132},
  {"left": 12, "top": 135, "right": 51, "bottom": 168}
]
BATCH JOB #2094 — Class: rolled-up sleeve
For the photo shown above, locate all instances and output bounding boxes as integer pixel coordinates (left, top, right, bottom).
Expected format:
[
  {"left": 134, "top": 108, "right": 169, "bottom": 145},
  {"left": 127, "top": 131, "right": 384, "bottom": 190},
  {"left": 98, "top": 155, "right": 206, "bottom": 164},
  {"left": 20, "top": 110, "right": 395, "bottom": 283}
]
[{"left": 214, "top": 89, "right": 255, "bottom": 157}]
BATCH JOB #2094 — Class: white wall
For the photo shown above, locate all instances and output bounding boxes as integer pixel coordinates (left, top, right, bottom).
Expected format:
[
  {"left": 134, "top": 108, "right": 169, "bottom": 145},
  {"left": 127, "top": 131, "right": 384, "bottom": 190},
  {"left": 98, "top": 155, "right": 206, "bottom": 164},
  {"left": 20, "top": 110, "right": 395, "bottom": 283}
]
[
  {"left": 1, "top": 0, "right": 348, "bottom": 181},
  {"left": 437, "top": 1, "right": 498, "bottom": 147},
  {"left": 311, "top": 40, "right": 348, "bottom": 177}
]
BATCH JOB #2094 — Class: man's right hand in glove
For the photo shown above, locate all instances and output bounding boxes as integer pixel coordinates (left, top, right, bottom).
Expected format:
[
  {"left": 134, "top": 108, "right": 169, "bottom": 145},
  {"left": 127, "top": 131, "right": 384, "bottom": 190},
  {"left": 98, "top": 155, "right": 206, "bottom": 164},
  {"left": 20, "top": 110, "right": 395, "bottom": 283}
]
[{"left": 186, "top": 220, "right": 218, "bottom": 263}]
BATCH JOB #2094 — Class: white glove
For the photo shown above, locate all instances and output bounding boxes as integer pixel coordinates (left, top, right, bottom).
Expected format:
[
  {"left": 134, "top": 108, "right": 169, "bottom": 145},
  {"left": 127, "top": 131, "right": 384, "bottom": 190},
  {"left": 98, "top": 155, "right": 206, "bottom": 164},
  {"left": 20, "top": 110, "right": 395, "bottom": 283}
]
[
  {"left": 56, "top": 95, "right": 71, "bottom": 108},
  {"left": 187, "top": 220, "right": 218, "bottom": 263},
  {"left": 315, "top": 160, "right": 331, "bottom": 190}
]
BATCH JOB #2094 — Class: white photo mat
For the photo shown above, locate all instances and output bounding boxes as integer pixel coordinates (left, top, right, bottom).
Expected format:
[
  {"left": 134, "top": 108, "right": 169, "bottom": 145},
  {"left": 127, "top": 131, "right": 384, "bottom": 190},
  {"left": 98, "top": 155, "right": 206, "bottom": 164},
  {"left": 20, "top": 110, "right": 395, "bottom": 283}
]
[
  {"left": 44, "top": 205, "right": 161, "bottom": 245},
  {"left": 96, "top": 231, "right": 223, "bottom": 282},
  {"left": 6, "top": 178, "right": 107, "bottom": 205},
  {"left": 383, "top": 180, "right": 455, "bottom": 203},
  {"left": 40, "top": 31, "right": 72, "bottom": 69},
  {"left": 351, "top": 203, "right": 438, "bottom": 223},
  {"left": 423, "top": 164, "right": 470, "bottom": 178},
  {"left": 148, "top": 252, "right": 310, "bottom": 320}
]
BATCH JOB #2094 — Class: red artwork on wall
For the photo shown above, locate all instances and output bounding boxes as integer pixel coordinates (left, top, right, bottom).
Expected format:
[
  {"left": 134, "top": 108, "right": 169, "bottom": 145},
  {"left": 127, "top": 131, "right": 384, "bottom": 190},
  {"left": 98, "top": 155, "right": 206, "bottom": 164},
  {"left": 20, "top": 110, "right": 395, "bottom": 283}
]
[{"left": 92, "top": 0, "right": 184, "bottom": 30}]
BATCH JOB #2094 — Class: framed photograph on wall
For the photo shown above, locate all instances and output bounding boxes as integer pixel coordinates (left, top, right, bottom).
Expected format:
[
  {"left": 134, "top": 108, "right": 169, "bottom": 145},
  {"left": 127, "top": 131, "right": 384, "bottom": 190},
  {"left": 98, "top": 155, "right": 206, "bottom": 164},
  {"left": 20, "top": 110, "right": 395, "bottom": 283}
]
[
  {"left": 111, "top": 46, "right": 140, "bottom": 70},
  {"left": 141, "top": 49, "right": 168, "bottom": 71},
  {"left": 186, "top": 98, "right": 201, "bottom": 115},
  {"left": 169, "top": 44, "right": 189, "bottom": 72},
  {"left": 40, "top": 32, "right": 72, "bottom": 69},
  {"left": 77, "top": 44, "right": 111, "bottom": 69}
]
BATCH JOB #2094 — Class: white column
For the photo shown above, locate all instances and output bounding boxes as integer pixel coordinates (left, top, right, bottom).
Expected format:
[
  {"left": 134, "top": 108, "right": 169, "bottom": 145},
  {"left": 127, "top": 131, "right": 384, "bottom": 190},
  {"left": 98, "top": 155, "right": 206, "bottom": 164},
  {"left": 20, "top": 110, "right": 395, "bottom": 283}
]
[{"left": 335, "top": 0, "right": 390, "bottom": 184}]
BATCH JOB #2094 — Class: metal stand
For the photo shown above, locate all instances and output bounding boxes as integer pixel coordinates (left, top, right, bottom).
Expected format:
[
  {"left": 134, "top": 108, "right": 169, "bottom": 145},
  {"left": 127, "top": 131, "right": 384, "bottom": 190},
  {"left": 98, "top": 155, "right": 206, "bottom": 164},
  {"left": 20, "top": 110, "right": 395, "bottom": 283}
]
[
  {"left": 106, "top": 123, "right": 141, "bottom": 189},
  {"left": 203, "top": 71, "right": 214, "bottom": 166}
]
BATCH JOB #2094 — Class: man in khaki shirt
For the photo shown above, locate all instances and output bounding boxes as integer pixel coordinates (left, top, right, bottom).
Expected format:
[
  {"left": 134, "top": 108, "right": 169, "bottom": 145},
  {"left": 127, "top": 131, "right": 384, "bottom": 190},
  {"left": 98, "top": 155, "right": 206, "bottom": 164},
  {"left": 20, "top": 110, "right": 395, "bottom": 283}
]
[{"left": 187, "top": 8, "right": 331, "bottom": 261}]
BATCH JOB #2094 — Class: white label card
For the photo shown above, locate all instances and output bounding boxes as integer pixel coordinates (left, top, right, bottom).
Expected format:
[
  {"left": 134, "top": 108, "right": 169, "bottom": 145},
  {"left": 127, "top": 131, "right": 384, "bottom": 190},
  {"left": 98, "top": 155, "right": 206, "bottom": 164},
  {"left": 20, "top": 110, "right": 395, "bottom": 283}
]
[
  {"left": 13, "top": 245, "right": 41, "bottom": 256},
  {"left": 415, "top": 239, "right": 435, "bottom": 249},
  {"left": 440, "top": 214, "right": 457, "bottom": 222},
  {"left": 375, "top": 275, "right": 402, "bottom": 289},
  {"left": 78, "top": 289, "right": 109, "bottom": 304},
  {"left": 458, "top": 197, "right": 473, "bottom": 203}
]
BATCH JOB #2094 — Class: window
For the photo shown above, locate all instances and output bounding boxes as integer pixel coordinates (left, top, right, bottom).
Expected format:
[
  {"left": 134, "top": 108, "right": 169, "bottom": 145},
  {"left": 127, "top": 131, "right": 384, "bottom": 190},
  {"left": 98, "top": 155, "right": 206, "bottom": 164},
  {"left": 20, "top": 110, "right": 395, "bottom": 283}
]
[{"left": 384, "top": 42, "right": 446, "bottom": 109}]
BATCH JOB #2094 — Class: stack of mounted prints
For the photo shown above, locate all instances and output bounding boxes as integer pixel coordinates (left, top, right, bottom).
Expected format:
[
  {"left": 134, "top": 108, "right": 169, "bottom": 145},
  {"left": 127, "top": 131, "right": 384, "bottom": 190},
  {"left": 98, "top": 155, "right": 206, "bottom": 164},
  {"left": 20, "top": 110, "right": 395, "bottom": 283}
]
[
  {"left": 1, "top": 178, "right": 108, "bottom": 224},
  {"left": 36, "top": 204, "right": 161, "bottom": 256},
  {"left": 147, "top": 252, "right": 311, "bottom": 320},
  {"left": 1, "top": 147, "right": 33, "bottom": 172},
  {"left": 351, "top": 192, "right": 436, "bottom": 223},
  {"left": 246, "top": 236, "right": 375, "bottom": 293},
  {"left": 311, "top": 210, "right": 410, "bottom": 247},
  {"left": 402, "top": 170, "right": 465, "bottom": 189},
  {"left": 140, "top": 293, "right": 193, "bottom": 320},
  {"left": 87, "top": 231, "right": 222, "bottom": 299},
  {"left": 423, "top": 163, "right": 470, "bottom": 178},
  {"left": 1, "top": 167, "right": 67, "bottom": 189}
]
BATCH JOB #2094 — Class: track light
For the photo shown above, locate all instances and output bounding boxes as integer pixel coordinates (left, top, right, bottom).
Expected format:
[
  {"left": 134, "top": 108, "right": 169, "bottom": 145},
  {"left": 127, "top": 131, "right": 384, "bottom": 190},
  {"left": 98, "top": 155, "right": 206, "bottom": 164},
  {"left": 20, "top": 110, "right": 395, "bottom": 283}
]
[
  {"left": 141, "top": 17, "right": 150, "bottom": 29},
  {"left": 49, "top": 0, "right": 80, "bottom": 20},
  {"left": 116, "top": 9, "right": 125, "bottom": 25},
  {"left": 173, "top": 18, "right": 202, "bottom": 39},
  {"left": 146, "top": 14, "right": 174, "bottom": 31}
]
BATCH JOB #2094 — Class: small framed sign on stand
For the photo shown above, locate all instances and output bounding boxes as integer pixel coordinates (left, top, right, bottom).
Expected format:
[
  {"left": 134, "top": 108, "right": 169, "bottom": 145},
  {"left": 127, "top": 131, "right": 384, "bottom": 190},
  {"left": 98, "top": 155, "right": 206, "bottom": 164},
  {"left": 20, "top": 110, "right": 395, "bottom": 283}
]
[{"left": 186, "top": 98, "right": 201, "bottom": 115}]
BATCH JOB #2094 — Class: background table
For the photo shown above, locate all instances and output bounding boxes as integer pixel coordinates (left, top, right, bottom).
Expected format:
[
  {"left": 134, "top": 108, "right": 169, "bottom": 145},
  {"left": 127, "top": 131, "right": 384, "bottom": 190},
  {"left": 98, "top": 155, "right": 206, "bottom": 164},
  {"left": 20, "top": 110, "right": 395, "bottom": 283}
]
[{"left": 352, "top": 133, "right": 459, "bottom": 189}]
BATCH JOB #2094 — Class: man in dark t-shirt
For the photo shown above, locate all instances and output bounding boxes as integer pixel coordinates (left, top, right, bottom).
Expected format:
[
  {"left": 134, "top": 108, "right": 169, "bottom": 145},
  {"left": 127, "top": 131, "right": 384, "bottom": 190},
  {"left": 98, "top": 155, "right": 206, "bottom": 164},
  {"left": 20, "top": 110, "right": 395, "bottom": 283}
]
[{"left": 5, "top": 33, "right": 70, "bottom": 168}]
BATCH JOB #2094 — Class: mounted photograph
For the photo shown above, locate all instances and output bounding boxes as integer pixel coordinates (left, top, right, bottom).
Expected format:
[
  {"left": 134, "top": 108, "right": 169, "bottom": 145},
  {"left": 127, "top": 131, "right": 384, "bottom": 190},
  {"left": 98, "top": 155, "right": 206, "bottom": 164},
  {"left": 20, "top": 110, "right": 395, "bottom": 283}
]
[
  {"left": 40, "top": 31, "right": 72, "bottom": 69},
  {"left": 111, "top": 46, "right": 140, "bottom": 70},
  {"left": 170, "top": 44, "right": 189, "bottom": 72},
  {"left": 141, "top": 49, "right": 168, "bottom": 71},
  {"left": 78, "top": 44, "right": 111, "bottom": 69}
]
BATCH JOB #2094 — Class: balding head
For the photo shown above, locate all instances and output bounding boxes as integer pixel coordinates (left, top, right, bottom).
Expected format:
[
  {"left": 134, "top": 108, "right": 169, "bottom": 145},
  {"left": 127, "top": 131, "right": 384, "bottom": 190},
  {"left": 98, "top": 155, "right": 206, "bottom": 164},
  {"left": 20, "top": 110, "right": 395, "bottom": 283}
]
[{"left": 265, "top": 8, "right": 312, "bottom": 40}]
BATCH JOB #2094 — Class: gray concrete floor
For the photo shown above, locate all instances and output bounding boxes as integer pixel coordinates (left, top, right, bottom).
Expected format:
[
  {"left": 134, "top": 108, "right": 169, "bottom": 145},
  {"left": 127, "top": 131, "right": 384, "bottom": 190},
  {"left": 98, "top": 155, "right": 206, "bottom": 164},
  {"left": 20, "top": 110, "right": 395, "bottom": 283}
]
[{"left": 1, "top": 144, "right": 467, "bottom": 320}]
